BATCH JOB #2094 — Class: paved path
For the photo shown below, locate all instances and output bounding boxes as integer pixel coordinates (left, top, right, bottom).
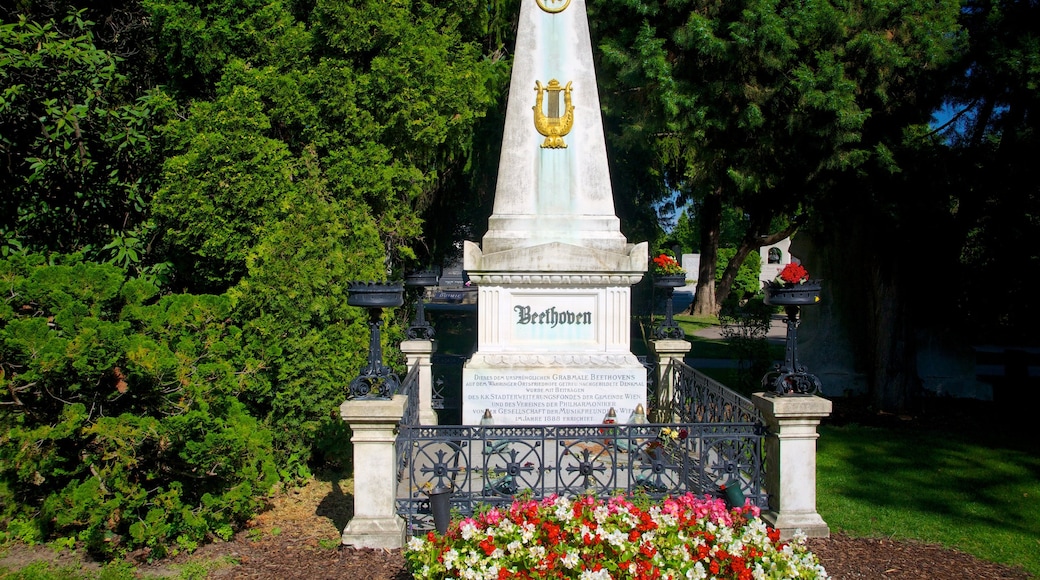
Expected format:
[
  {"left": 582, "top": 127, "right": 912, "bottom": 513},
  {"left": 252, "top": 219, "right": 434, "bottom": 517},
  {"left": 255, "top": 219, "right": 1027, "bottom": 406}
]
[{"left": 684, "top": 315, "right": 788, "bottom": 369}]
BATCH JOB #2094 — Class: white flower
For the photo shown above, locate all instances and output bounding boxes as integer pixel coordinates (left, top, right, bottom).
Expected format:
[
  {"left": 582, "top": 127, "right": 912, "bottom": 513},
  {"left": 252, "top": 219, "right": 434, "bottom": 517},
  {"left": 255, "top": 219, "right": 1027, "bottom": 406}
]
[
  {"left": 579, "top": 569, "right": 613, "bottom": 580},
  {"left": 562, "top": 552, "right": 580, "bottom": 569},
  {"left": 519, "top": 522, "right": 536, "bottom": 543},
  {"left": 686, "top": 561, "right": 707, "bottom": 579},
  {"left": 460, "top": 520, "right": 479, "bottom": 541},
  {"left": 603, "top": 528, "right": 628, "bottom": 548},
  {"left": 507, "top": 540, "right": 522, "bottom": 554},
  {"left": 527, "top": 545, "right": 546, "bottom": 560},
  {"left": 443, "top": 548, "right": 459, "bottom": 570},
  {"left": 406, "top": 536, "right": 425, "bottom": 551},
  {"left": 554, "top": 496, "right": 574, "bottom": 521}
]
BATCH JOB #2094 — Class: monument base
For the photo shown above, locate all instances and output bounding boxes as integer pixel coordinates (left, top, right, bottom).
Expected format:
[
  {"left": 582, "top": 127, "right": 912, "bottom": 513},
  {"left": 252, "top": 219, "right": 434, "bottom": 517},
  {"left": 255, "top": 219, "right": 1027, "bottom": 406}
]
[{"left": 463, "top": 356, "right": 645, "bottom": 425}]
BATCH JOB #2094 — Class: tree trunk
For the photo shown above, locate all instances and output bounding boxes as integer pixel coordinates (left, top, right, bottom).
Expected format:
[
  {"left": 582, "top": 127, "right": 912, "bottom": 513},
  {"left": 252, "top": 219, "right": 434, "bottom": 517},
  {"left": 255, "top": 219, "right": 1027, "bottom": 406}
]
[
  {"left": 714, "top": 243, "right": 754, "bottom": 308},
  {"left": 866, "top": 256, "right": 920, "bottom": 414},
  {"left": 690, "top": 193, "right": 722, "bottom": 315}
]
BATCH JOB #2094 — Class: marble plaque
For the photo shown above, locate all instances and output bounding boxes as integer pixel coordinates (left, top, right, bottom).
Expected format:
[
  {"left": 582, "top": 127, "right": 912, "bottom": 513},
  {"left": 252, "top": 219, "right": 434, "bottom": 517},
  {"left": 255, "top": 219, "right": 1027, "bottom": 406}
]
[{"left": 462, "top": 367, "right": 645, "bottom": 424}]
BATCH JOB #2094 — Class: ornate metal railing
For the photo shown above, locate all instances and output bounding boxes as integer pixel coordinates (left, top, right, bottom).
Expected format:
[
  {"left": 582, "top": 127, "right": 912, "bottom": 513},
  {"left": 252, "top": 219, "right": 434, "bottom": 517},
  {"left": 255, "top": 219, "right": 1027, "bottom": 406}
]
[
  {"left": 395, "top": 362, "right": 421, "bottom": 480},
  {"left": 670, "top": 360, "right": 763, "bottom": 425},
  {"left": 394, "top": 360, "right": 766, "bottom": 534}
]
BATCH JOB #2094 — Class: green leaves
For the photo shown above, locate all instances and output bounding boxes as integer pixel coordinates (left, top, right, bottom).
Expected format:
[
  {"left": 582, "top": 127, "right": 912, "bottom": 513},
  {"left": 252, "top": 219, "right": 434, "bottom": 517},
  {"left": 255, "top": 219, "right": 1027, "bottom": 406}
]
[
  {"left": 0, "top": 11, "right": 165, "bottom": 265},
  {"left": 0, "top": 257, "right": 278, "bottom": 557}
]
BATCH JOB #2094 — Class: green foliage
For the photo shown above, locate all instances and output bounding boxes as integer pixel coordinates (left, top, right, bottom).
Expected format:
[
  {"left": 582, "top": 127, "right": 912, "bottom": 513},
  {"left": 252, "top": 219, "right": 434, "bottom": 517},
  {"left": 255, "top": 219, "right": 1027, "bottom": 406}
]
[
  {"left": 0, "top": 257, "right": 278, "bottom": 558},
  {"left": 591, "top": 0, "right": 964, "bottom": 311},
  {"left": 715, "top": 248, "right": 761, "bottom": 300},
  {"left": 148, "top": 0, "right": 508, "bottom": 291},
  {"left": 0, "top": 10, "right": 168, "bottom": 269}
]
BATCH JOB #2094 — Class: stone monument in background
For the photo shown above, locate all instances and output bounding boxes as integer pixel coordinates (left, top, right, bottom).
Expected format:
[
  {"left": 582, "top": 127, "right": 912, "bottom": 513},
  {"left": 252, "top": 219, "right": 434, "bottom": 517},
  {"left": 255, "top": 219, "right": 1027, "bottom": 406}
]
[{"left": 462, "top": 0, "right": 648, "bottom": 424}]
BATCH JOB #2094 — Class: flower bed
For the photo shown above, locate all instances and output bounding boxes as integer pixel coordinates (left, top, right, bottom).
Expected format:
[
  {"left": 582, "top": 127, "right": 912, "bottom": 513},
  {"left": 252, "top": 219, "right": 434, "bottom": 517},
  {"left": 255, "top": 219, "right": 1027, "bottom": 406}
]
[{"left": 405, "top": 493, "right": 829, "bottom": 579}]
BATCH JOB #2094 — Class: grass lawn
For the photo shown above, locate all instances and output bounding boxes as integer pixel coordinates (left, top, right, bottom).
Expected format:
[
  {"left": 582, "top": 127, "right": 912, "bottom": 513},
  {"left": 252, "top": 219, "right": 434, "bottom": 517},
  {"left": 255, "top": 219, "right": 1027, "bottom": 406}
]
[
  {"left": 652, "top": 317, "right": 1040, "bottom": 575},
  {"left": 817, "top": 423, "right": 1040, "bottom": 576}
]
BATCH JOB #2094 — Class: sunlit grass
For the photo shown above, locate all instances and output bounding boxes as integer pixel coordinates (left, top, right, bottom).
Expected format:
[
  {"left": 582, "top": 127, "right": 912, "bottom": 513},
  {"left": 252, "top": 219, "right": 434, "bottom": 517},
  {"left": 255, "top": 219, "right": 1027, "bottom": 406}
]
[{"left": 818, "top": 424, "right": 1040, "bottom": 576}]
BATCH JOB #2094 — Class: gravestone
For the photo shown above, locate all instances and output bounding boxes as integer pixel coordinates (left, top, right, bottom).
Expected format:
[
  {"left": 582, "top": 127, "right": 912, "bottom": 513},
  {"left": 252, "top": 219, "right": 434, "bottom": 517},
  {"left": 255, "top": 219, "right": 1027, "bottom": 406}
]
[{"left": 462, "top": 0, "right": 647, "bottom": 424}]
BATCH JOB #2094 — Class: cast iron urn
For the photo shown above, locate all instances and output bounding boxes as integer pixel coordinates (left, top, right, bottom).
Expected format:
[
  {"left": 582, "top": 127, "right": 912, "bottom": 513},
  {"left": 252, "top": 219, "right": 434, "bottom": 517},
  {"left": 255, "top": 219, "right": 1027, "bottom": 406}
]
[
  {"left": 763, "top": 280, "right": 822, "bottom": 306},
  {"left": 346, "top": 281, "right": 404, "bottom": 309},
  {"left": 761, "top": 279, "right": 823, "bottom": 396},
  {"left": 346, "top": 281, "right": 404, "bottom": 399},
  {"left": 404, "top": 270, "right": 439, "bottom": 340},
  {"left": 653, "top": 274, "right": 687, "bottom": 289},
  {"left": 652, "top": 274, "right": 687, "bottom": 340}
]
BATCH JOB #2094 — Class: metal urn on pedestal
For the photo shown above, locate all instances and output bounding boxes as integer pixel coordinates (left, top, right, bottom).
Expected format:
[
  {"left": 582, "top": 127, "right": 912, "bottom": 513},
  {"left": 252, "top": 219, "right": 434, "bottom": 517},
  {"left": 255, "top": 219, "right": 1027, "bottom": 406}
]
[
  {"left": 653, "top": 274, "right": 687, "bottom": 340},
  {"left": 405, "top": 270, "right": 438, "bottom": 340},
  {"left": 346, "top": 281, "right": 404, "bottom": 400},
  {"left": 761, "top": 280, "right": 822, "bottom": 395}
]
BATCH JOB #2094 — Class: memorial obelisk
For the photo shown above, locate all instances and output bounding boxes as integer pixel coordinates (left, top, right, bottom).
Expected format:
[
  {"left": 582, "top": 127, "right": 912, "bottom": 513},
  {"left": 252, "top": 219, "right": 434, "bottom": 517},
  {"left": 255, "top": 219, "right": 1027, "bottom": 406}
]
[{"left": 462, "top": 0, "right": 648, "bottom": 424}]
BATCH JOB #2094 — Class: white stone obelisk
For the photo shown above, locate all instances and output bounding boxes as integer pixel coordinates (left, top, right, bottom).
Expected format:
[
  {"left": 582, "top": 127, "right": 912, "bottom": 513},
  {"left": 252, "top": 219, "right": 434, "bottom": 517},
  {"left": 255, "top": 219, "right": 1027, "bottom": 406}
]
[{"left": 462, "top": 0, "right": 648, "bottom": 425}]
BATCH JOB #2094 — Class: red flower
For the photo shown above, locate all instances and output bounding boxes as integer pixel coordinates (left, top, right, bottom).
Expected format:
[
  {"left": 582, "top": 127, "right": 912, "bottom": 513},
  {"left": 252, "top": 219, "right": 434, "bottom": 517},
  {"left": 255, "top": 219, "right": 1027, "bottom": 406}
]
[
  {"left": 777, "top": 262, "right": 809, "bottom": 285},
  {"left": 652, "top": 253, "right": 685, "bottom": 275}
]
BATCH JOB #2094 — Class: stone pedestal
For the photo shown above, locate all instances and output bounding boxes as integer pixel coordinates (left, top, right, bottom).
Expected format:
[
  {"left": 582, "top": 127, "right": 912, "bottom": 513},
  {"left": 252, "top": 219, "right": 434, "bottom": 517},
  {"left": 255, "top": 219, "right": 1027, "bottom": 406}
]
[
  {"left": 400, "top": 339, "right": 438, "bottom": 425},
  {"left": 752, "top": 393, "right": 832, "bottom": 539},
  {"left": 340, "top": 396, "right": 407, "bottom": 548},
  {"left": 650, "top": 339, "right": 691, "bottom": 422}
]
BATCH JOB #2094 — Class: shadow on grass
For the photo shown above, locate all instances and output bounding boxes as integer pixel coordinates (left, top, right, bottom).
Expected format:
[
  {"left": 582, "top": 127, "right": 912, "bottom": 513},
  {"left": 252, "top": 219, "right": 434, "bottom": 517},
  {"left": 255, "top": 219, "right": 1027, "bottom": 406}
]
[{"left": 818, "top": 422, "right": 1040, "bottom": 575}]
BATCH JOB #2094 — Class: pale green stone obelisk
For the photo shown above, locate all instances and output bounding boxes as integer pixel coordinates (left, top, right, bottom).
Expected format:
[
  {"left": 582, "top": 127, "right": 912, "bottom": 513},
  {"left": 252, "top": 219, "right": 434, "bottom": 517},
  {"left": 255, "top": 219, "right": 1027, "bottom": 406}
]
[{"left": 462, "top": 0, "right": 648, "bottom": 425}]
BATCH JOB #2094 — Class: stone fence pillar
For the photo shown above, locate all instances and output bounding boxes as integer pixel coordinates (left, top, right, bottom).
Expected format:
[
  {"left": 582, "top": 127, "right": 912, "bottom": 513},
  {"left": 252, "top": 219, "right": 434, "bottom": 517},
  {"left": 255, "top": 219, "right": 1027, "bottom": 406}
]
[
  {"left": 752, "top": 393, "right": 832, "bottom": 539},
  {"left": 400, "top": 339, "right": 438, "bottom": 425},
  {"left": 650, "top": 339, "right": 691, "bottom": 422},
  {"left": 340, "top": 395, "right": 407, "bottom": 549}
]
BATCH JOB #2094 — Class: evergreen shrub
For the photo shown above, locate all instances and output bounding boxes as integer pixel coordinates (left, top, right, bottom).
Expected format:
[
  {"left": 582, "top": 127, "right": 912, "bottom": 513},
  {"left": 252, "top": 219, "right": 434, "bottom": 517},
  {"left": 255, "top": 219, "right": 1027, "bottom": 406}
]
[{"left": 0, "top": 255, "right": 280, "bottom": 557}]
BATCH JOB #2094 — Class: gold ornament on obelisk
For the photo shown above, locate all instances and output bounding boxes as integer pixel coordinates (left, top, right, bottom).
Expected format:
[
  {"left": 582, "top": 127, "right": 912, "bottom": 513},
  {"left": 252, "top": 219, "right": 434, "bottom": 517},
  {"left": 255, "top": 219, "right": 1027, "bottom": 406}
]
[
  {"left": 535, "top": 0, "right": 571, "bottom": 13},
  {"left": 533, "top": 80, "right": 574, "bottom": 148}
]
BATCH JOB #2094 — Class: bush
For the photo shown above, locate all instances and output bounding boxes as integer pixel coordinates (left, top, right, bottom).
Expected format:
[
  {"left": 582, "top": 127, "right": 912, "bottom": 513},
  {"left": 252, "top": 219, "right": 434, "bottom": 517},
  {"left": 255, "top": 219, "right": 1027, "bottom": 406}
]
[{"left": 0, "top": 255, "right": 279, "bottom": 557}]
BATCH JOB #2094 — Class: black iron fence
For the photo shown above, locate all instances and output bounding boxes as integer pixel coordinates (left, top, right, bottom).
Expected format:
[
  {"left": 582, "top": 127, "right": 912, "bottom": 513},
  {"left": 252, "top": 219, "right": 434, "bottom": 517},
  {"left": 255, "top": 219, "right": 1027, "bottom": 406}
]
[{"left": 393, "top": 360, "right": 766, "bottom": 534}]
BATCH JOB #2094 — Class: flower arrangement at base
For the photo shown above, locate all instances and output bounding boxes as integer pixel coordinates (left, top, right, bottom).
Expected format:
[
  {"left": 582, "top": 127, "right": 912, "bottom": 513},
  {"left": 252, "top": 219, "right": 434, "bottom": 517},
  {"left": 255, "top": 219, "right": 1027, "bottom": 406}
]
[
  {"left": 651, "top": 253, "right": 686, "bottom": 276},
  {"left": 404, "top": 493, "right": 829, "bottom": 580}
]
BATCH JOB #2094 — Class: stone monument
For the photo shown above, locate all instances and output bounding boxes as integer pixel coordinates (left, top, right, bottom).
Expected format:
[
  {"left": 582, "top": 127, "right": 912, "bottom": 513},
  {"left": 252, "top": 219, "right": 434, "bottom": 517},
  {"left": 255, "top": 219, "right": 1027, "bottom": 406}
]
[{"left": 462, "top": 0, "right": 648, "bottom": 424}]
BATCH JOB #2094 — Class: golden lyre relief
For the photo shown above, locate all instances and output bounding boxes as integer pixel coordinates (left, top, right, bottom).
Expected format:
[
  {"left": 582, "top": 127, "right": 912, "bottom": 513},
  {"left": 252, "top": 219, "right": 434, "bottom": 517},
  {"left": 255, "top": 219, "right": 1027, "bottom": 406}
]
[
  {"left": 535, "top": 0, "right": 572, "bottom": 13},
  {"left": 533, "top": 79, "right": 574, "bottom": 149}
]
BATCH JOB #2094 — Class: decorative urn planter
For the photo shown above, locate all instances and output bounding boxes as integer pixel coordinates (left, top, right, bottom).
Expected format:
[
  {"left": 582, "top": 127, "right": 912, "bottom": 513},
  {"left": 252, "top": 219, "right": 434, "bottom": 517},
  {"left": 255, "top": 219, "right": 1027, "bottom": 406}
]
[
  {"left": 763, "top": 280, "right": 822, "bottom": 306},
  {"left": 653, "top": 274, "right": 688, "bottom": 288},
  {"left": 404, "top": 271, "right": 439, "bottom": 340},
  {"left": 650, "top": 258, "right": 687, "bottom": 339},
  {"left": 346, "top": 281, "right": 404, "bottom": 400},
  {"left": 760, "top": 277, "right": 823, "bottom": 396},
  {"left": 405, "top": 270, "right": 439, "bottom": 288},
  {"left": 346, "top": 281, "right": 404, "bottom": 309}
]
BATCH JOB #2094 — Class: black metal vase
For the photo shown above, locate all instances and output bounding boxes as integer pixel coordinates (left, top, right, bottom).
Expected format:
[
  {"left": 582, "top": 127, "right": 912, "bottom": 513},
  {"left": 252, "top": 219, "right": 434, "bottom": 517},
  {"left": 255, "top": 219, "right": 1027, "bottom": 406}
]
[
  {"left": 652, "top": 274, "right": 687, "bottom": 340},
  {"left": 347, "top": 281, "right": 404, "bottom": 399},
  {"left": 761, "top": 280, "right": 823, "bottom": 395},
  {"left": 405, "top": 270, "right": 439, "bottom": 340}
]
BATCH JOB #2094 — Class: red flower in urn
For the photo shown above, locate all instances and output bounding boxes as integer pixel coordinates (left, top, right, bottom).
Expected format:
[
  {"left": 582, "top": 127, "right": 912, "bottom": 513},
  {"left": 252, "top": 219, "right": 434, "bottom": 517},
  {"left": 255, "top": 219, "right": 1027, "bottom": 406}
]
[
  {"left": 652, "top": 253, "right": 685, "bottom": 275},
  {"left": 775, "top": 262, "right": 809, "bottom": 286}
]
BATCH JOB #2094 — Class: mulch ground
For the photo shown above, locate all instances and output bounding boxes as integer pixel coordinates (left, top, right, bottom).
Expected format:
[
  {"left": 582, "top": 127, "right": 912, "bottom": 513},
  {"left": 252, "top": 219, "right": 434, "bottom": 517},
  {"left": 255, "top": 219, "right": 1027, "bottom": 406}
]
[
  {"left": 2, "top": 399, "right": 1034, "bottom": 579},
  {"left": 4, "top": 474, "right": 1031, "bottom": 579}
]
